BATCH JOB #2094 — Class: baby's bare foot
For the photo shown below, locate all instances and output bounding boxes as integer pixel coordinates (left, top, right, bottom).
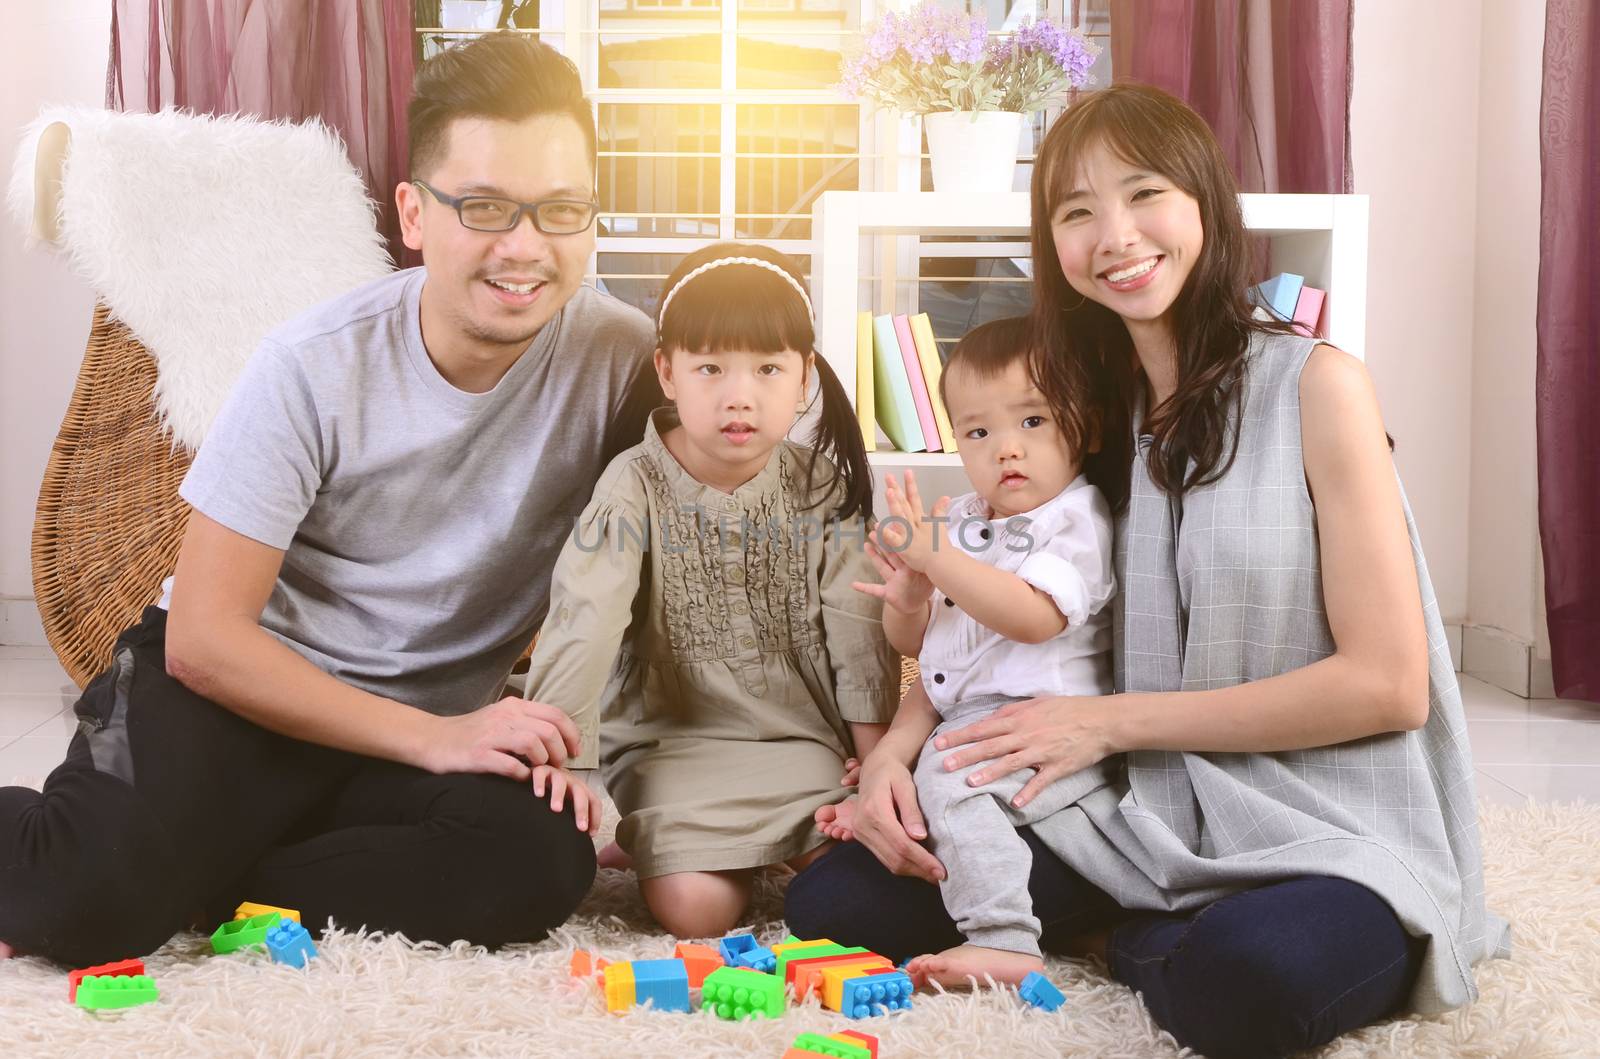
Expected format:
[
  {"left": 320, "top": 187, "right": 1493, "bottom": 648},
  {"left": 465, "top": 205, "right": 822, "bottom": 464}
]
[
  {"left": 814, "top": 795, "right": 858, "bottom": 840},
  {"left": 596, "top": 840, "right": 633, "bottom": 871},
  {"left": 906, "top": 944, "right": 1046, "bottom": 990}
]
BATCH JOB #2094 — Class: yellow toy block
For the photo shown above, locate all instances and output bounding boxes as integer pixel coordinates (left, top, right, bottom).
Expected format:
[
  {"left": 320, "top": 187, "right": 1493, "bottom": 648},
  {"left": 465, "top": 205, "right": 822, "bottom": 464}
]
[
  {"left": 772, "top": 937, "right": 835, "bottom": 955},
  {"left": 821, "top": 962, "right": 896, "bottom": 1013},
  {"left": 234, "top": 901, "right": 301, "bottom": 924},
  {"left": 796, "top": 955, "right": 893, "bottom": 1001},
  {"left": 602, "top": 961, "right": 636, "bottom": 1013}
]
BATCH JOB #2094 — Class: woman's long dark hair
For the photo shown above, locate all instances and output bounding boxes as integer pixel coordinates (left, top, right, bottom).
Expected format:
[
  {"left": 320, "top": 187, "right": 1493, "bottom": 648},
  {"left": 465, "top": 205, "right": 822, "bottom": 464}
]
[
  {"left": 1028, "top": 83, "right": 1298, "bottom": 512},
  {"left": 656, "top": 242, "right": 873, "bottom": 523}
]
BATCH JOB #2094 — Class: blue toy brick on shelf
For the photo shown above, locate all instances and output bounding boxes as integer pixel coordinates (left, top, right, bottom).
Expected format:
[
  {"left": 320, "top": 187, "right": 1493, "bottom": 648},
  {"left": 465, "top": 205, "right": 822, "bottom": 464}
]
[
  {"left": 1018, "top": 971, "right": 1065, "bottom": 1012},
  {"left": 264, "top": 920, "right": 319, "bottom": 969},
  {"left": 717, "top": 932, "right": 759, "bottom": 966},
  {"left": 629, "top": 958, "right": 691, "bottom": 1013},
  {"left": 839, "top": 970, "right": 914, "bottom": 1019},
  {"left": 735, "top": 945, "right": 776, "bottom": 974}
]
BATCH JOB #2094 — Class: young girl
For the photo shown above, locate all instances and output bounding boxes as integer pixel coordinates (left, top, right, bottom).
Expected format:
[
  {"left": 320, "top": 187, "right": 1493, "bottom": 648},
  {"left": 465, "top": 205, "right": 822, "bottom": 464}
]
[
  {"left": 794, "top": 83, "right": 1505, "bottom": 1058},
  {"left": 842, "top": 316, "right": 1117, "bottom": 986},
  {"left": 521, "top": 242, "right": 899, "bottom": 938}
]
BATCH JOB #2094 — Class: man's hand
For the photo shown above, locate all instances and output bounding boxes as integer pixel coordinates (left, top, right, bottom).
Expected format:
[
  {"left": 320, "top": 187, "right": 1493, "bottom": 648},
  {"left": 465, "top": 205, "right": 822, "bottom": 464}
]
[
  {"left": 419, "top": 697, "right": 582, "bottom": 781},
  {"left": 531, "top": 764, "right": 602, "bottom": 835}
]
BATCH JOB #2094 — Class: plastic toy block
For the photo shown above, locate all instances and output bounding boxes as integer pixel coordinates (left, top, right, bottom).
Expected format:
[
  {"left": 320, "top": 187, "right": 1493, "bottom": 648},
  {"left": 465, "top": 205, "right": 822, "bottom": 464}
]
[
  {"left": 1018, "top": 971, "right": 1065, "bottom": 1012},
  {"left": 794, "top": 955, "right": 893, "bottom": 1001},
  {"left": 697, "top": 966, "right": 785, "bottom": 1020},
  {"left": 782, "top": 946, "right": 872, "bottom": 988},
  {"left": 74, "top": 974, "right": 159, "bottom": 1010},
  {"left": 830, "top": 969, "right": 914, "bottom": 1019},
  {"left": 569, "top": 950, "right": 596, "bottom": 978},
  {"left": 782, "top": 1050, "right": 834, "bottom": 1059},
  {"left": 775, "top": 940, "right": 860, "bottom": 980},
  {"left": 210, "top": 911, "right": 282, "bottom": 954},
  {"left": 672, "top": 942, "right": 723, "bottom": 987},
  {"left": 716, "top": 931, "right": 759, "bottom": 967},
  {"left": 602, "top": 961, "right": 636, "bottom": 1013},
  {"left": 834, "top": 1030, "right": 880, "bottom": 1059},
  {"left": 68, "top": 959, "right": 144, "bottom": 1002},
  {"left": 734, "top": 944, "right": 776, "bottom": 973},
  {"left": 234, "top": 901, "right": 301, "bottom": 924},
  {"left": 629, "top": 958, "right": 691, "bottom": 1013},
  {"left": 264, "top": 920, "right": 318, "bottom": 969},
  {"left": 788, "top": 1032, "right": 871, "bottom": 1059}
]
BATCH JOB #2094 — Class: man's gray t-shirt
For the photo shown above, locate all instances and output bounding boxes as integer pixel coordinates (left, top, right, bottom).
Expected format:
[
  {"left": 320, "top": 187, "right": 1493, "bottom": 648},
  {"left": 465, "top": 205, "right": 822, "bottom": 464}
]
[{"left": 173, "top": 267, "right": 658, "bottom": 715}]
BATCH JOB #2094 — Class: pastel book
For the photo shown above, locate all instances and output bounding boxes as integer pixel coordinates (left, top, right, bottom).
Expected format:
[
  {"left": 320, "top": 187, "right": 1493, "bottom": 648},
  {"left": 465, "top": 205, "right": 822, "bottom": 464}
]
[
  {"left": 1292, "top": 284, "right": 1326, "bottom": 337},
  {"left": 908, "top": 312, "right": 957, "bottom": 452},
  {"left": 1250, "top": 272, "right": 1304, "bottom": 322},
  {"left": 854, "top": 311, "right": 876, "bottom": 451},
  {"left": 870, "top": 313, "right": 927, "bottom": 452},
  {"left": 892, "top": 313, "right": 941, "bottom": 451}
]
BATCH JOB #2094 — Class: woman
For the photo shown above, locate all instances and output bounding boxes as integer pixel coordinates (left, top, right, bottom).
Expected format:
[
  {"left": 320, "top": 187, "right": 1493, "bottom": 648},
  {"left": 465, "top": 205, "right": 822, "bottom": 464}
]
[{"left": 788, "top": 83, "right": 1507, "bottom": 1059}]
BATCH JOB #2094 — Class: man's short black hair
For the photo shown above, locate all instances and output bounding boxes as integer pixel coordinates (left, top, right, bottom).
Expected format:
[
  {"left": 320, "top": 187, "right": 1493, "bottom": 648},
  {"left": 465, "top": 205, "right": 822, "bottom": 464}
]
[{"left": 408, "top": 32, "right": 596, "bottom": 181}]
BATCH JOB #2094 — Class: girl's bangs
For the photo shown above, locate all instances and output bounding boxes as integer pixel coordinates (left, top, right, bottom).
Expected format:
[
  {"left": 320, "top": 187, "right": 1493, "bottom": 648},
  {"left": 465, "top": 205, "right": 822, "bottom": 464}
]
[{"left": 659, "top": 268, "right": 814, "bottom": 356}]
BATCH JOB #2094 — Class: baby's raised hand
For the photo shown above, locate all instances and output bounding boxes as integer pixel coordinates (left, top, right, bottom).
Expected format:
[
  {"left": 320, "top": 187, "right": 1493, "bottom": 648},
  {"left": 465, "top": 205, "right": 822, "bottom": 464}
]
[
  {"left": 852, "top": 536, "right": 935, "bottom": 614},
  {"left": 876, "top": 471, "right": 951, "bottom": 574}
]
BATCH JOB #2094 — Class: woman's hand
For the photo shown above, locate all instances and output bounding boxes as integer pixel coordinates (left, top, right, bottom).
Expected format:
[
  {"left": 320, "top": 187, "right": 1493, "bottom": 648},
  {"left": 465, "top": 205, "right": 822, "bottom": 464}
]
[
  {"left": 831, "top": 745, "right": 946, "bottom": 883},
  {"left": 934, "top": 694, "right": 1120, "bottom": 808}
]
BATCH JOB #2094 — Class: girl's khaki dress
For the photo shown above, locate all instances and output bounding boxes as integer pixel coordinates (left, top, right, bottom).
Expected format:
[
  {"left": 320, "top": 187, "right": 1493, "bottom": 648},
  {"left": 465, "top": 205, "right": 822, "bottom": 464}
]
[{"left": 525, "top": 408, "right": 899, "bottom": 878}]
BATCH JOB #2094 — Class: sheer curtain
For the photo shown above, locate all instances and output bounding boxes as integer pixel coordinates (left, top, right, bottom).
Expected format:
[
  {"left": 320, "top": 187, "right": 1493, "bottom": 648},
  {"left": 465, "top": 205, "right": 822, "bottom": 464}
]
[
  {"left": 1107, "top": 0, "right": 1352, "bottom": 194},
  {"left": 1537, "top": 0, "right": 1599, "bottom": 701},
  {"left": 108, "top": 0, "right": 415, "bottom": 260}
]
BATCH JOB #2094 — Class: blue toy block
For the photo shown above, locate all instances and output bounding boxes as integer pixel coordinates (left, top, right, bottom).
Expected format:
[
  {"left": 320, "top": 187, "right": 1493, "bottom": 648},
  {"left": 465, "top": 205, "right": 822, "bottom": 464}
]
[
  {"left": 838, "top": 970, "right": 914, "bottom": 1019},
  {"left": 1018, "top": 971, "right": 1065, "bottom": 1012},
  {"left": 734, "top": 944, "right": 776, "bottom": 974},
  {"left": 717, "top": 932, "right": 759, "bottom": 966},
  {"left": 629, "top": 958, "right": 691, "bottom": 1013},
  {"left": 264, "top": 920, "right": 318, "bottom": 969}
]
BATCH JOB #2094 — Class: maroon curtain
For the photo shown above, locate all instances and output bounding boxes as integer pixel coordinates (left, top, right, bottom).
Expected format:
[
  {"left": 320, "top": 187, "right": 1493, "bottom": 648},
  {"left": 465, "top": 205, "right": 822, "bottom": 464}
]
[
  {"left": 1107, "top": 0, "right": 1352, "bottom": 194},
  {"left": 1537, "top": 0, "right": 1600, "bottom": 702},
  {"left": 107, "top": 0, "right": 416, "bottom": 261}
]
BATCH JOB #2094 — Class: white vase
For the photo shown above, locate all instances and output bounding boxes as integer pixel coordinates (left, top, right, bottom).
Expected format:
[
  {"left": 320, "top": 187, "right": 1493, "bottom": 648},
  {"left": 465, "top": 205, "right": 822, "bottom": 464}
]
[{"left": 923, "top": 110, "right": 1026, "bottom": 194}]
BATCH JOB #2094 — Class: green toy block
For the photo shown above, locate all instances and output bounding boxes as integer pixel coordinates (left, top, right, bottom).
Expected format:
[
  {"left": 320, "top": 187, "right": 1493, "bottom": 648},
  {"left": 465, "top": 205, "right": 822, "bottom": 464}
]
[
  {"left": 698, "top": 966, "right": 785, "bottom": 1020},
  {"left": 75, "top": 974, "right": 159, "bottom": 1010},
  {"left": 790, "top": 1032, "right": 871, "bottom": 1059},
  {"left": 210, "top": 910, "right": 283, "bottom": 954}
]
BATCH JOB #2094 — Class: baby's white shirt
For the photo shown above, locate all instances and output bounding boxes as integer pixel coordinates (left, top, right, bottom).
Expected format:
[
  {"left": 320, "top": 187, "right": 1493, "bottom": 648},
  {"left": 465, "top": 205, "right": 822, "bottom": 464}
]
[{"left": 919, "top": 475, "right": 1116, "bottom": 715}]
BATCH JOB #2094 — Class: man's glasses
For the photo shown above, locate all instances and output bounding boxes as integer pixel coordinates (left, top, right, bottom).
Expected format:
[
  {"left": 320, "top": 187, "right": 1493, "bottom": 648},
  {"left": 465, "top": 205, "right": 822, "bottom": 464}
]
[{"left": 412, "top": 179, "right": 599, "bottom": 235}]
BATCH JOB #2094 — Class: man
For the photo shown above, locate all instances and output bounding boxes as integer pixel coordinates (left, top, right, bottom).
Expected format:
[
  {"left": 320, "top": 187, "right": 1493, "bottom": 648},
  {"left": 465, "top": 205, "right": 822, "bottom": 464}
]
[{"left": 0, "top": 33, "right": 659, "bottom": 965}]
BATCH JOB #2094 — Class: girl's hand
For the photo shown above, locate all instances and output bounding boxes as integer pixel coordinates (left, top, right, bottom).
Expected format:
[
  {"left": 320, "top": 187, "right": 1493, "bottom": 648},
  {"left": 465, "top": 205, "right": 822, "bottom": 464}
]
[
  {"left": 843, "top": 746, "right": 946, "bottom": 883},
  {"left": 531, "top": 764, "right": 603, "bottom": 836},
  {"left": 933, "top": 694, "right": 1119, "bottom": 808},
  {"left": 814, "top": 796, "right": 857, "bottom": 842},
  {"left": 874, "top": 472, "right": 952, "bottom": 575},
  {"left": 851, "top": 539, "right": 935, "bottom": 615}
]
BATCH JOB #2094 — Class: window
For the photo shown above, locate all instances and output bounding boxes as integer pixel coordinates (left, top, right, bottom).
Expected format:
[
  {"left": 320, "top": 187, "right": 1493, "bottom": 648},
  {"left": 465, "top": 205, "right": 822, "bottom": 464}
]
[{"left": 415, "top": 0, "right": 1110, "bottom": 346}]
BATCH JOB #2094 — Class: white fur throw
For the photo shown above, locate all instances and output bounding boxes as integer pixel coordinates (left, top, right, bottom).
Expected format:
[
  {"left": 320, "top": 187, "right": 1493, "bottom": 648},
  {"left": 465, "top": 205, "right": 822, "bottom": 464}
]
[{"left": 7, "top": 107, "right": 393, "bottom": 452}]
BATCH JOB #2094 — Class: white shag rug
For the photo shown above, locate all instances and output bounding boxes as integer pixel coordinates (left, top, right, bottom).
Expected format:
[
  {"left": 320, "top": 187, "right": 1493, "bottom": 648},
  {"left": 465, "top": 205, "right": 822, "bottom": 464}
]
[{"left": 3, "top": 800, "right": 1596, "bottom": 1058}]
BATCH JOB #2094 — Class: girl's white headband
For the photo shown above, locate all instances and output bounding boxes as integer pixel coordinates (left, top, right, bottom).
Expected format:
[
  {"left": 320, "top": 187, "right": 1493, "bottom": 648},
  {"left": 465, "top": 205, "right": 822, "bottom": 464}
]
[{"left": 657, "top": 256, "right": 814, "bottom": 327}]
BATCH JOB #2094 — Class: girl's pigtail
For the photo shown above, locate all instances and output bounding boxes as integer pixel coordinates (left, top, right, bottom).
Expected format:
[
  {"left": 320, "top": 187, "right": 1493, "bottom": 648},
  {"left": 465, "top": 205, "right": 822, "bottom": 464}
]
[{"left": 802, "top": 354, "right": 874, "bottom": 524}]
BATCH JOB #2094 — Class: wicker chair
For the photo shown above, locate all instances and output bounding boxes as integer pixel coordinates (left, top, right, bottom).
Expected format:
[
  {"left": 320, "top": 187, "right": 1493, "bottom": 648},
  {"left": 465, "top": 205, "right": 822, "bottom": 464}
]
[{"left": 32, "top": 306, "right": 192, "bottom": 688}]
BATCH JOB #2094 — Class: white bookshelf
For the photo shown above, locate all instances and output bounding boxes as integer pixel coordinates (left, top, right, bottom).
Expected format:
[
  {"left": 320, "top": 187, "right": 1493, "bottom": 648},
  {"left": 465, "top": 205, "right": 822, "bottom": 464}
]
[{"left": 809, "top": 190, "right": 1370, "bottom": 467}]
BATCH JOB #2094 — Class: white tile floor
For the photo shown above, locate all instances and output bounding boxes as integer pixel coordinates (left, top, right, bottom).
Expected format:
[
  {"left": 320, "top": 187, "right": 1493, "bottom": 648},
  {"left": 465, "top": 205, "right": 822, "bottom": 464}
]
[{"left": 2, "top": 644, "right": 1597, "bottom": 801}]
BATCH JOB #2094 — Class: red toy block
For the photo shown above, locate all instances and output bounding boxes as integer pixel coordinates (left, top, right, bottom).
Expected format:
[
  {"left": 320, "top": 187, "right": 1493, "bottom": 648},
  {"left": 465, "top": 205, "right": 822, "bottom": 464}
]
[
  {"left": 68, "top": 959, "right": 145, "bottom": 1002},
  {"left": 836, "top": 1030, "right": 880, "bottom": 1058},
  {"left": 672, "top": 942, "right": 723, "bottom": 987},
  {"left": 782, "top": 1050, "right": 835, "bottom": 1059}
]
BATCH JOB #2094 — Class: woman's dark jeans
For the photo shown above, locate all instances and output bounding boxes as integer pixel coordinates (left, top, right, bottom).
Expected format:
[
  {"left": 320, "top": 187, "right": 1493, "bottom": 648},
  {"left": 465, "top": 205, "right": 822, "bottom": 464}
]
[{"left": 785, "top": 831, "right": 1423, "bottom": 1059}]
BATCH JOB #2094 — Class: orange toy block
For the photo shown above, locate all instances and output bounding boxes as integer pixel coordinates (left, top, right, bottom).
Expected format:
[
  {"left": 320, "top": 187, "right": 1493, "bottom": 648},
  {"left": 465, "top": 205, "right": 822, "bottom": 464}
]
[
  {"left": 835, "top": 1029, "right": 880, "bottom": 1058},
  {"left": 793, "top": 955, "right": 894, "bottom": 1001},
  {"left": 672, "top": 942, "right": 723, "bottom": 987},
  {"left": 782, "top": 1050, "right": 835, "bottom": 1059},
  {"left": 569, "top": 950, "right": 595, "bottom": 978},
  {"left": 785, "top": 950, "right": 876, "bottom": 990}
]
